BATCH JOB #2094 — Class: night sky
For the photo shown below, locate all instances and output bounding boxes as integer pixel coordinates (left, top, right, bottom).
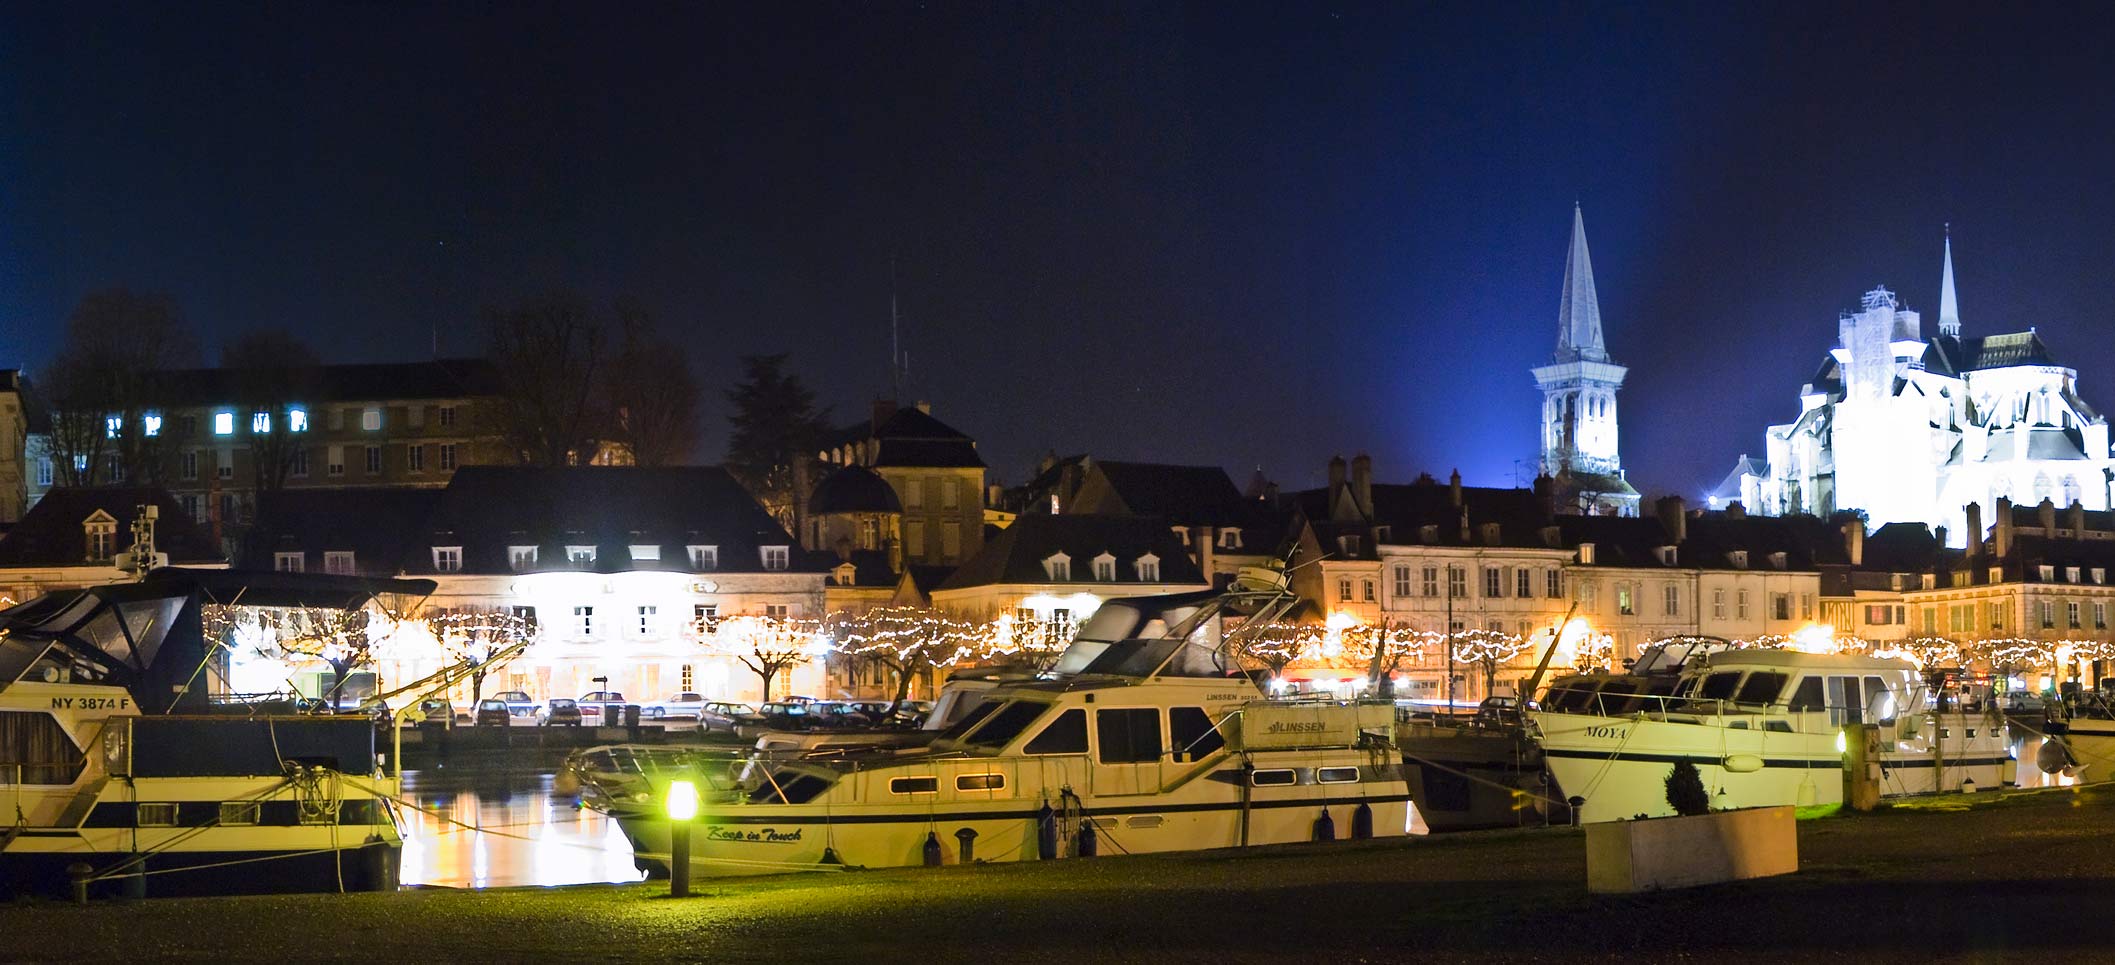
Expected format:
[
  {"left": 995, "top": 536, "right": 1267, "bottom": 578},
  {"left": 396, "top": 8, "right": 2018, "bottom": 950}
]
[{"left": 6, "top": 3, "right": 2115, "bottom": 500}]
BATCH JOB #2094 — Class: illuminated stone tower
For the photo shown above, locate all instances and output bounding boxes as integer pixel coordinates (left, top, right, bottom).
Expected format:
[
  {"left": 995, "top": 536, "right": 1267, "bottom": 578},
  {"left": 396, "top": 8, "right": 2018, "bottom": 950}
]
[{"left": 1532, "top": 206, "right": 1638, "bottom": 516}]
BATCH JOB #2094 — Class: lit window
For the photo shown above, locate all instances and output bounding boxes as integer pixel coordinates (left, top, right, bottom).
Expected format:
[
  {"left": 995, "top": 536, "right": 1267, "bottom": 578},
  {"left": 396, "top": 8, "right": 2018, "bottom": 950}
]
[
  {"left": 324, "top": 551, "right": 356, "bottom": 575},
  {"left": 688, "top": 545, "right": 718, "bottom": 569},
  {"left": 251, "top": 412, "right": 270, "bottom": 433},
  {"left": 84, "top": 516, "right": 116, "bottom": 561},
  {"left": 1093, "top": 554, "right": 1116, "bottom": 582},
  {"left": 432, "top": 547, "right": 463, "bottom": 572},
  {"left": 288, "top": 408, "right": 308, "bottom": 432},
  {"left": 213, "top": 412, "right": 234, "bottom": 435},
  {"left": 574, "top": 606, "right": 594, "bottom": 636},
  {"left": 1218, "top": 528, "right": 1242, "bottom": 550},
  {"left": 509, "top": 545, "right": 538, "bottom": 571},
  {"left": 105, "top": 415, "right": 122, "bottom": 438},
  {"left": 1044, "top": 553, "right": 1071, "bottom": 581},
  {"left": 761, "top": 546, "right": 790, "bottom": 571},
  {"left": 274, "top": 552, "right": 305, "bottom": 573},
  {"left": 1136, "top": 553, "right": 1161, "bottom": 582},
  {"left": 629, "top": 544, "right": 661, "bottom": 561},
  {"left": 35, "top": 459, "right": 52, "bottom": 487},
  {"left": 637, "top": 605, "right": 656, "bottom": 635},
  {"left": 143, "top": 414, "right": 162, "bottom": 437},
  {"left": 567, "top": 545, "right": 597, "bottom": 569},
  {"left": 361, "top": 408, "right": 382, "bottom": 431}
]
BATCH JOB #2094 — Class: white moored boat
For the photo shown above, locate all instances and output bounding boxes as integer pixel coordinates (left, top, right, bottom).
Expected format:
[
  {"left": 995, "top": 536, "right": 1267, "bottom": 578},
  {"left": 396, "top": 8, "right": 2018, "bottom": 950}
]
[
  {"left": 601, "top": 573, "right": 1416, "bottom": 877},
  {"left": 0, "top": 570, "right": 417, "bottom": 898},
  {"left": 1533, "top": 648, "right": 2009, "bottom": 824}
]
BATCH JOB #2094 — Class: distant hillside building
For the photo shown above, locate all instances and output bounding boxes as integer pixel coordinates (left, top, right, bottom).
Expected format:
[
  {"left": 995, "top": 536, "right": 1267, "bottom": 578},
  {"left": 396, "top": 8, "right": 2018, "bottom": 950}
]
[
  {"left": 1709, "top": 234, "right": 2115, "bottom": 545},
  {"left": 1531, "top": 206, "right": 1639, "bottom": 518}
]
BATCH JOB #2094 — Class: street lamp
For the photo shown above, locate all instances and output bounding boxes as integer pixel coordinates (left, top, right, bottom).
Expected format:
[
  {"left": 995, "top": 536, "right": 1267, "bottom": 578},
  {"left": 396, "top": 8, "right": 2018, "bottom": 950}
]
[{"left": 666, "top": 779, "right": 698, "bottom": 897}]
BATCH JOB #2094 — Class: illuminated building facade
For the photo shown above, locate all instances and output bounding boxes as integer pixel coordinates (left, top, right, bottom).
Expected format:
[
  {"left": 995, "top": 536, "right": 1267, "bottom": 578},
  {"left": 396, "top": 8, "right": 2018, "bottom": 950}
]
[
  {"left": 0, "top": 371, "right": 30, "bottom": 523},
  {"left": 815, "top": 402, "right": 987, "bottom": 567},
  {"left": 1711, "top": 235, "right": 2115, "bottom": 545}
]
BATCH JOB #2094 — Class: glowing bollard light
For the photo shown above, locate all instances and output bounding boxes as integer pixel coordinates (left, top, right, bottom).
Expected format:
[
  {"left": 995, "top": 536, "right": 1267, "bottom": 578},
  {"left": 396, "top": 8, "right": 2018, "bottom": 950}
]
[{"left": 667, "top": 779, "right": 699, "bottom": 898}]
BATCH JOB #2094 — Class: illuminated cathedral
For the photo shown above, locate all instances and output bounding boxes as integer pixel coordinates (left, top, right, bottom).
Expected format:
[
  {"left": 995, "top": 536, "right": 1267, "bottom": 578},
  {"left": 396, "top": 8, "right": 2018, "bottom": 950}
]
[{"left": 1709, "top": 233, "right": 2115, "bottom": 544}]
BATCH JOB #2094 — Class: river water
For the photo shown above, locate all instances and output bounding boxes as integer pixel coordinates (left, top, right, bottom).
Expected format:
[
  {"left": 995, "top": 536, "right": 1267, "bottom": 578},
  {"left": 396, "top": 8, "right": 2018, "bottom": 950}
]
[{"left": 398, "top": 769, "right": 645, "bottom": 888}]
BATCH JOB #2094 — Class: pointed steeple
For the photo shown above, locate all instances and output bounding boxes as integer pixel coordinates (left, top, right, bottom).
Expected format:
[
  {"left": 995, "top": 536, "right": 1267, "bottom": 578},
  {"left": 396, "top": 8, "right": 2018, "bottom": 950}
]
[
  {"left": 1938, "top": 225, "right": 1961, "bottom": 337},
  {"left": 1556, "top": 204, "right": 1608, "bottom": 363}
]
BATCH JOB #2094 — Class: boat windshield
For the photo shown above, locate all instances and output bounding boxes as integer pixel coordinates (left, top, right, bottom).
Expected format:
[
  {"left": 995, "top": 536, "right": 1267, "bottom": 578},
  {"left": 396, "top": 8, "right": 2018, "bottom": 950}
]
[
  {"left": 937, "top": 699, "right": 1002, "bottom": 741},
  {"left": 963, "top": 701, "right": 1050, "bottom": 748}
]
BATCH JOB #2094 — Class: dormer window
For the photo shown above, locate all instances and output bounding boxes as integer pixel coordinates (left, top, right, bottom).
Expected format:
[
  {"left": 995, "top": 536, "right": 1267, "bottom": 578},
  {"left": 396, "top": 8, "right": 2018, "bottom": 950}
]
[
  {"left": 1577, "top": 542, "right": 1596, "bottom": 565},
  {"left": 1173, "top": 528, "right": 1191, "bottom": 547},
  {"left": 566, "top": 545, "right": 597, "bottom": 569},
  {"left": 2095, "top": 568, "right": 2108, "bottom": 585},
  {"left": 2039, "top": 565, "right": 2056, "bottom": 582},
  {"left": 1044, "top": 552, "right": 1072, "bottom": 581},
  {"left": 688, "top": 545, "right": 718, "bottom": 570},
  {"left": 508, "top": 545, "right": 538, "bottom": 571},
  {"left": 83, "top": 511, "right": 118, "bottom": 562},
  {"left": 1768, "top": 551, "right": 1788, "bottom": 570},
  {"left": 1728, "top": 550, "right": 1750, "bottom": 569},
  {"left": 833, "top": 562, "right": 857, "bottom": 587},
  {"left": 1092, "top": 553, "right": 1117, "bottom": 582},
  {"left": 1135, "top": 553, "right": 1161, "bottom": 582},
  {"left": 432, "top": 546, "right": 463, "bottom": 573},
  {"left": 2066, "top": 566, "right": 2081, "bottom": 584},
  {"left": 1337, "top": 535, "right": 1361, "bottom": 556},
  {"left": 1218, "top": 528, "right": 1242, "bottom": 550},
  {"left": 630, "top": 544, "right": 661, "bottom": 562},
  {"left": 1419, "top": 525, "right": 1439, "bottom": 544},
  {"left": 761, "top": 546, "right": 790, "bottom": 571},
  {"left": 251, "top": 412, "right": 271, "bottom": 434},
  {"left": 1655, "top": 546, "right": 1677, "bottom": 566}
]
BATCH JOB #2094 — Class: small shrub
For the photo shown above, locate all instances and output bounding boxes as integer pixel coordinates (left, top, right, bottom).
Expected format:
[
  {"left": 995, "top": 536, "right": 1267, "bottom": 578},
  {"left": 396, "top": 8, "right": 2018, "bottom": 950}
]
[{"left": 1665, "top": 760, "right": 1711, "bottom": 816}]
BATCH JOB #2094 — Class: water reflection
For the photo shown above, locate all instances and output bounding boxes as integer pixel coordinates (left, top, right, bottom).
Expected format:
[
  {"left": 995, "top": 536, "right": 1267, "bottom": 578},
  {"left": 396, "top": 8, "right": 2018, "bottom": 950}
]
[{"left": 399, "top": 769, "right": 645, "bottom": 888}]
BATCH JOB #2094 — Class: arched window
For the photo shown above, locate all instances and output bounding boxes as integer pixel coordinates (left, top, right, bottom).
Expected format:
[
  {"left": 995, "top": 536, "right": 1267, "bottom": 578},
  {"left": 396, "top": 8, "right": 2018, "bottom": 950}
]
[
  {"left": 2034, "top": 473, "right": 2054, "bottom": 505},
  {"left": 2063, "top": 476, "right": 2083, "bottom": 507}
]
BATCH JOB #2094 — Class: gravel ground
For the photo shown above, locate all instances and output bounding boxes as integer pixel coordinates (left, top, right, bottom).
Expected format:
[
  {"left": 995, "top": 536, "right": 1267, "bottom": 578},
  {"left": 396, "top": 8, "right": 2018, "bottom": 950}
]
[{"left": 6, "top": 785, "right": 2112, "bottom": 964}]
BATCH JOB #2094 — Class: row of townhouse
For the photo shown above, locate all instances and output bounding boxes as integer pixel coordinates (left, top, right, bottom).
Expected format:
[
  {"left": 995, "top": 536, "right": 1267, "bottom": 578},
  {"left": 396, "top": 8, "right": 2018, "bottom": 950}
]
[{"left": 1284, "top": 455, "right": 1849, "bottom": 702}]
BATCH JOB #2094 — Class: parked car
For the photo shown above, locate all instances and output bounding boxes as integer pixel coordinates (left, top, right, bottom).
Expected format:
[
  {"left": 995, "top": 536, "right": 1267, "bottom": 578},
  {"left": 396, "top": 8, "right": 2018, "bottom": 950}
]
[
  {"left": 576, "top": 691, "right": 638, "bottom": 725},
  {"left": 474, "top": 699, "right": 512, "bottom": 727},
  {"left": 807, "top": 701, "right": 873, "bottom": 729},
  {"left": 537, "top": 698, "right": 583, "bottom": 727},
  {"left": 642, "top": 692, "right": 707, "bottom": 720},
  {"left": 891, "top": 700, "right": 935, "bottom": 727},
  {"left": 410, "top": 698, "right": 457, "bottom": 729},
  {"left": 756, "top": 701, "right": 815, "bottom": 730},
  {"left": 699, "top": 701, "right": 762, "bottom": 734},
  {"left": 492, "top": 690, "right": 539, "bottom": 717}
]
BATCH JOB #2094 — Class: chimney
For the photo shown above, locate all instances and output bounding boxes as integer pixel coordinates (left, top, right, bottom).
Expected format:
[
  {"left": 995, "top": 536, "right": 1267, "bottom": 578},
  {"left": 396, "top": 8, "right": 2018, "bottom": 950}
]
[
  {"left": 1995, "top": 496, "right": 2014, "bottom": 558},
  {"left": 1934, "top": 524, "right": 1949, "bottom": 548},
  {"left": 2039, "top": 497, "right": 2058, "bottom": 534},
  {"left": 1655, "top": 495, "right": 1687, "bottom": 543},
  {"left": 914, "top": 400, "right": 931, "bottom": 414},
  {"left": 1350, "top": 453, "right": 1373, "bottom": 515},
  {"left": 1725, "top": 501, "right": 1746, "bottom": 520},
  {"left": 1842, "top": 519, "right": 1865, "bottom": 567},
  {"left": 1458, "top": 505, "right": 1471, "bottom": 544},
  {"left": 1327, "top": 455, "right": 1347, "bottom": 494},
  {"left": 1449, "top": 468, "right": 1463, "bottom": 508},
  {"left": 1965, "top": 502, "right": 1984, "bottom": 557},
  {"left": 2071, "top": 500, "right": 2088, "bottom": 537}
]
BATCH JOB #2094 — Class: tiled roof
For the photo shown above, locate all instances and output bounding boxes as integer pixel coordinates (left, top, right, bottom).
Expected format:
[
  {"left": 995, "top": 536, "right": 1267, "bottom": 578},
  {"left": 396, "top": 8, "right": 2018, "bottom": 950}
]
[
  {"left": 1090, "top": 461, "right": 1249, "bottom": 526},
  {"left": 935, "top": 514, "right": 1207, "bottom": 591},
  {"left": 147, "top": 358, "right": 500, "bottom": 408},
  {"left": 240, "top": 487, "right": 447, "bottom": 576},
  {"left": 809, "top": 465, "right": 902, "bottom": 515},
  {"left": 0, "top": 487, "right": 222, "bottom": 567}
]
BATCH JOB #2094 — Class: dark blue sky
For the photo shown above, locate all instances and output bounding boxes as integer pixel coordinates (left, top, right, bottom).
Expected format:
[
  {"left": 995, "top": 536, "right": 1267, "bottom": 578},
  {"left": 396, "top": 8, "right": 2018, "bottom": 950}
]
[{"left": 5, "top": 3, "right": 2114, "bottom": 499}]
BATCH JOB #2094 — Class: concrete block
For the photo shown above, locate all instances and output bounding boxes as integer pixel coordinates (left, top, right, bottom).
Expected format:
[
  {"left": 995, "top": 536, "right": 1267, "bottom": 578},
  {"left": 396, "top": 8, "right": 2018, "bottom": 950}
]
[{"left": 1586, "top": 805, "right": 1798, "bottom": 894}]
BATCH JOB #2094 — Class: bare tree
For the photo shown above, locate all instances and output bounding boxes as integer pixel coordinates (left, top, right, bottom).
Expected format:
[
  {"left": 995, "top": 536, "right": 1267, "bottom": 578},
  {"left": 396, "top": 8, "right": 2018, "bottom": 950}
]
[
  {"left": 694, "top": 614, "right": 820, "bottom": 703},
  {"left": 601, "top": 302, "right": 700, "bottom": 466},
  {"left": 222, "top": 330, "right": 324, "bottom": 498},
  {"left": 33, "top": 289, "right": 194, "bottom": 486},
  {"left": 481, "top": 293, "right": 609, "bottom": 467}
]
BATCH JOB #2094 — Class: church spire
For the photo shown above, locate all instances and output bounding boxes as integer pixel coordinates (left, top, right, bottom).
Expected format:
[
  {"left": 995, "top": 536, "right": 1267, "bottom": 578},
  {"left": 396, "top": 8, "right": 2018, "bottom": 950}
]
[
  {"left": 1938, "top": 224, "right": 1961, "bottom": 337},
  {"left": 1556, "top": 204, "right": 1608, "bottom": 363}
]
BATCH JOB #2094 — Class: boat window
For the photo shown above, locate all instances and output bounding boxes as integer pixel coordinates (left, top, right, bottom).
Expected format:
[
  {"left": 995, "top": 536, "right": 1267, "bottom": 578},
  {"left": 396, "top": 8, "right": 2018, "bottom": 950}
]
[
  {"left": 137, "top": 802, "right": 179, "bottom": 827},
  {"left": 0, "top": 711, "right": 85, "bottom": 785},
  {"left": 219, "top": 802, "right": 261, "bottom": 826},
  {"left": 1697, "top": 672, "right": 1743, "bottom": 702},
  {"left": 1828, "top": 676, "right": 1865, "bottom": 725},
  {"left": 964, "top": 701, "right": 1049, "bottom": 748},
  {"left": 1735, "top": 672, "right": 1788, "bottom": 705},
  {"left": 1787, "top": 677, "right": 1825, "bottom": 712},
  {"left": 1317, "top": 766, "right": 1360, "bottom": 784},
  {"left": 938, "top": 700, "right": 1002, "bottom": 741},
  {"left": 1169, "top": 707, "right": 1225, "bottom": 762},
  {"left": 1865, "top": 677, "right": 1895, "bottom": 722},
  {"left": 890, "top": 776, "right": 938, "bottom": 794},
  {"left": 1024, "top": 709, "right": 1088, "bottom": 755},
  {"left": 1764, "top": 720, "right": 1794, "bottom": 733},
  {"left": 1594, "top": 680, "right": 1641, "bottom": 714},
  {"left": 1250, "top": 768, "right": 1297, "bottom": 787},
  {"left": 956, "top": 773, "right": 1005, "bottom": 791},
  {"left": 748, "top": 772, "right": 833, "bottom": 804},
  {"left": 1096, "top": 708, "right": 1163, "bottom": 764},
  {"left": 1671, "top": 677, "right": 1699, "bottom": 699}
]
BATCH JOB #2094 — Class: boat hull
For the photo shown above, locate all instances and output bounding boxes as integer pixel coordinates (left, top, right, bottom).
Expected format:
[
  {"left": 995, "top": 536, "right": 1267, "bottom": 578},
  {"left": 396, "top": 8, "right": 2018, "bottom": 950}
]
[{"left": 1397, "top": 725, "right": 1564, "bottom": 831}]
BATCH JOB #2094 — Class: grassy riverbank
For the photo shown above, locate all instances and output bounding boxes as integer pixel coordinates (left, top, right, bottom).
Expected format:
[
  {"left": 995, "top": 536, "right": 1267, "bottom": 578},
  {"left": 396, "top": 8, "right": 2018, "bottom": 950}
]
[{"left": 8, "top": 784, "right": 2113, "bottom": 964}]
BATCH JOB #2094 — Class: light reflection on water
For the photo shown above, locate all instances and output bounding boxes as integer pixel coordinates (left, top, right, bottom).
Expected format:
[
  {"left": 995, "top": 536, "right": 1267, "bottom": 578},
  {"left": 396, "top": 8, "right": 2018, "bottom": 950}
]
[{"left": 398, "top": 770, "right": 645, "bottom": 888}]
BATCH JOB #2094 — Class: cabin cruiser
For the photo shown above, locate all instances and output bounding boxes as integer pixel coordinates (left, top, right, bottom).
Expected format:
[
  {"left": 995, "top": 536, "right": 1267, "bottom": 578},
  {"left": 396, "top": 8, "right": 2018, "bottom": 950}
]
[
  {"left": 2045, "top": 688, "right": 2115, "bottom": 781},
  {"left": 0, "top": 569, "right": 423, "bottom": 897},
  {"left": 1532, "top": 648, "right": 2010, "bottom": 824},
  {"left": 596, "top": 571, "right": 1415, "bottom": 877}
]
